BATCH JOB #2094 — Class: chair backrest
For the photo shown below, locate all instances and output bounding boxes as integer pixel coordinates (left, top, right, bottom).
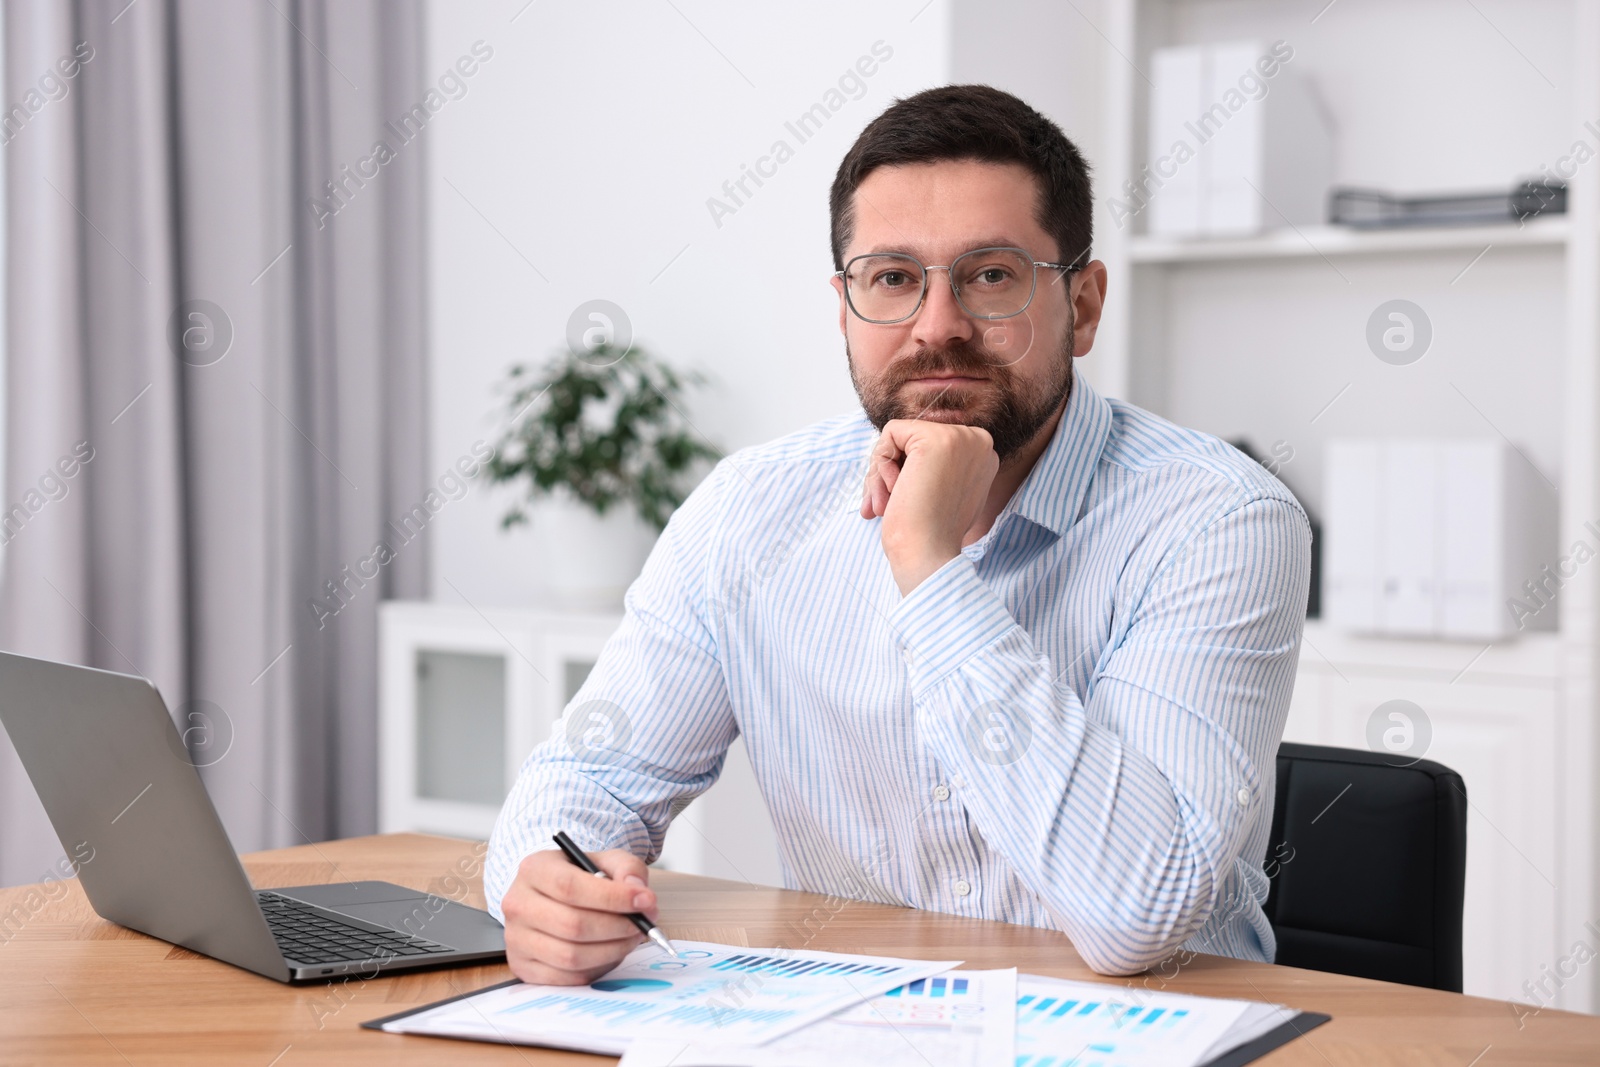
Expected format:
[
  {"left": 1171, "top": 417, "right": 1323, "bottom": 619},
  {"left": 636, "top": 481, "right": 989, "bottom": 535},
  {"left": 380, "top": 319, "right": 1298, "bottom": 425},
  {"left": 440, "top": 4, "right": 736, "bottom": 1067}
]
[{"left": 1263, "top": 742, "right": 1467, "bottom": 992}]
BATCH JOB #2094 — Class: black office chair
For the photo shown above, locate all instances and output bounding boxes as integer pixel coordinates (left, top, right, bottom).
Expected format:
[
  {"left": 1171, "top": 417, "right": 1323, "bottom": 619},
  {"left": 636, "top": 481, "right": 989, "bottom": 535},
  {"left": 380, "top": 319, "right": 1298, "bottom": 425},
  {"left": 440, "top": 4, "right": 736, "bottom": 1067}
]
[{"left": 1262, "top": 742, "right": 1467, "bottom": 992}]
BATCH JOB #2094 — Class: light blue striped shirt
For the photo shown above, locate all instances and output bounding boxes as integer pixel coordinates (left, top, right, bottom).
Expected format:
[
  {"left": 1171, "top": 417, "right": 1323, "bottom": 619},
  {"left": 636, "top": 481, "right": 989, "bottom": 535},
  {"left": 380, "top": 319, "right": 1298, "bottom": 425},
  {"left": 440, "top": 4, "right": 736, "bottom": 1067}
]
[{"left": 487, "top": 376, "right": 1312, "bottom": 975}]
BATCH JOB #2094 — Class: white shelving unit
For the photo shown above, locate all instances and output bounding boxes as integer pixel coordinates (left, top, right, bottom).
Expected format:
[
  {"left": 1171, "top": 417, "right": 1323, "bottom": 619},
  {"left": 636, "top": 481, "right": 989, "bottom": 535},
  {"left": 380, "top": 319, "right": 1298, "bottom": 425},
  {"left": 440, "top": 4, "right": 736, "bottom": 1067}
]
[{"left": 1089, "top": 0, "right": 1600, "bottom": 1011}]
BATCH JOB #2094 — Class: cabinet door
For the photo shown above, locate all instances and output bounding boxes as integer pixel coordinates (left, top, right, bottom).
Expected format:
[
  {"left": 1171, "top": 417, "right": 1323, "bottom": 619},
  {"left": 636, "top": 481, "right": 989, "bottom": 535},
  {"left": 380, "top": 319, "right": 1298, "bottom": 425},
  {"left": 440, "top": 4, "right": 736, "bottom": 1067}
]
[
  {"left": 1320, "top": 677, "right": 1559, "bottom": 1004},
  {"left": 380, "top": 610, "right": 540, "bottom": 839},
  {"left": 416, "top": 649, "right": 508, "bottom": 808}
]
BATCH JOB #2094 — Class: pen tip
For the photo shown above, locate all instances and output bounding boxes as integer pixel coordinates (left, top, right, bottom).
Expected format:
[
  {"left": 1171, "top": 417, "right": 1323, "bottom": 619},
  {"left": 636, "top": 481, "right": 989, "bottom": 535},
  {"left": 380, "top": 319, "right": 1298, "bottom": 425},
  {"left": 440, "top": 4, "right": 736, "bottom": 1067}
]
[{"left": 648, "top": 928, "right": 679, "bottom": 958}]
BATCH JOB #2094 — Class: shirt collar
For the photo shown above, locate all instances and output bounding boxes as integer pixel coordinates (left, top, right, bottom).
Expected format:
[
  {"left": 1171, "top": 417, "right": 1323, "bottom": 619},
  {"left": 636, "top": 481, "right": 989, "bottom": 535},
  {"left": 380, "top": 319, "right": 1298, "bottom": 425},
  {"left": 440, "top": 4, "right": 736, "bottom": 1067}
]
[{"left": 1002, "top": 371, "right": 1113, "bottom": 539}]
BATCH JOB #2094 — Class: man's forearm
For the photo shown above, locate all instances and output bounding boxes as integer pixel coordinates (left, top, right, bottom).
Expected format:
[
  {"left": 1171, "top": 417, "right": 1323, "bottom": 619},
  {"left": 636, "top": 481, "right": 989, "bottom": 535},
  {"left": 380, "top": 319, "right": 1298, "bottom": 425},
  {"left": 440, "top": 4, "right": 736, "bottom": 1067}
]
[
  {"left": 889, "top": 497, "right": 1308, "bottom": 974},
  {"left": 485, "top": 751, "right": 669, "bottom": 920},
  {"left": 912, "top": 656, "right": 1235, "bottom": 975},
  {"left": 898, "top": 577, "right": 1243, "bottom": 974}
]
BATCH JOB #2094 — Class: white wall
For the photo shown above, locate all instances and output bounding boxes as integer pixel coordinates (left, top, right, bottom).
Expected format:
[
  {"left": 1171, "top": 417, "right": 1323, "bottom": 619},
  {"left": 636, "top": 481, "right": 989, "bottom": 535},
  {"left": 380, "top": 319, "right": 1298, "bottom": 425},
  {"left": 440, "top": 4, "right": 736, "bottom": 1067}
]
[
  {"left": 426, "top": 0, "right": 952, "bottom": 607},
  {"left": 949, "top": 0, "right": 1108, "bottom": 199}
]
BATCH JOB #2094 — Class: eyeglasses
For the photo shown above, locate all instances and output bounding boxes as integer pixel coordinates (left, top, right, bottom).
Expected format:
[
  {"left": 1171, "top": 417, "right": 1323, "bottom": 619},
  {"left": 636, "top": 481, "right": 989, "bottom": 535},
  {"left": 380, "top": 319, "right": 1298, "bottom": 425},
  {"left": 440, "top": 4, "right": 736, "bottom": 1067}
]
[{"left": 834, "top": 246, "right": 1082, "bottom": 325}]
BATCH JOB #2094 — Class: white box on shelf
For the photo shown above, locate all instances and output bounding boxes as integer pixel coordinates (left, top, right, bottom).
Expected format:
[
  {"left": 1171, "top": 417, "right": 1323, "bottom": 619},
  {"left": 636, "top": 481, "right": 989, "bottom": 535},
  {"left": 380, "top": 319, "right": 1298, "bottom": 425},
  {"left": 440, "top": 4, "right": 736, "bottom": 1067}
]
[
  {"left": 1324, "top": 440, "right": 1381, "bottom": 630},
  {"left": 1381, "top": 440, "right": 1437, "bottom": 635},
  {"left": 1200, "top": 40, "right": 1265, "bottom": 235},
  {"left": 1144, "top": 40, "right": 1334, "bottom": 237},
  {"left": 1323, "top": 440, "right": 1556, "bottom": 640},
  {"left": 1148, "top": 45, "right": 1204, "bottom": 237}
]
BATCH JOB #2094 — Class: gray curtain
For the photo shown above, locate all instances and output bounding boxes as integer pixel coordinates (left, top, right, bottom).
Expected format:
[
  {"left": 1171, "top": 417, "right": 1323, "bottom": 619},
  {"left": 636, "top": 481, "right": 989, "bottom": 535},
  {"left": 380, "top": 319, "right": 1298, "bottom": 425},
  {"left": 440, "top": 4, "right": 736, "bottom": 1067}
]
[{"left": 0, "top": 0, "right": 428, "bottom": 885}]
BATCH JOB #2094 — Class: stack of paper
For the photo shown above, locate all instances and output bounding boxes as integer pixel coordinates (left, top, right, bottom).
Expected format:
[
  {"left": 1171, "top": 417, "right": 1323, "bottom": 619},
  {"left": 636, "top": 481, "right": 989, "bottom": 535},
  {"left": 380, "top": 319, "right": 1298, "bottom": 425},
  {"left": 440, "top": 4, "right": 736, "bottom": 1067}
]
[
  {"left": 365, "top": 941, "right": 1325, "bottom": 1066},
  {"left": 369, "top": 941, "right": 958, "bottom": 1056},
  {"left": 622, "top": 968, "right": 1017, "bottom": 1067}
]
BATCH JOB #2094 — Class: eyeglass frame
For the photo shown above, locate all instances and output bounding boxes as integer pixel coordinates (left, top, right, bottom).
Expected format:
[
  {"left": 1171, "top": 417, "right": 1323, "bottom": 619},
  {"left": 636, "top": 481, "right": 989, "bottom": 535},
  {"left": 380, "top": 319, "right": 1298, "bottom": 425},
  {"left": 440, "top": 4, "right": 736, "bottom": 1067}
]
[{"left": 833, "top": 245, "right": 1086, "bottom": 325}]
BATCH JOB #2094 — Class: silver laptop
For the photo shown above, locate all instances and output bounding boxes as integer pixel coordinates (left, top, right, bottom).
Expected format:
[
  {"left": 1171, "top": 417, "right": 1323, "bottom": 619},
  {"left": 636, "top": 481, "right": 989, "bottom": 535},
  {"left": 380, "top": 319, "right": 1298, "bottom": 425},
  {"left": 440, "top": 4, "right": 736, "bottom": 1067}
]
[{"left": 0, "top": 650, "right": 505, "bottom": 982}]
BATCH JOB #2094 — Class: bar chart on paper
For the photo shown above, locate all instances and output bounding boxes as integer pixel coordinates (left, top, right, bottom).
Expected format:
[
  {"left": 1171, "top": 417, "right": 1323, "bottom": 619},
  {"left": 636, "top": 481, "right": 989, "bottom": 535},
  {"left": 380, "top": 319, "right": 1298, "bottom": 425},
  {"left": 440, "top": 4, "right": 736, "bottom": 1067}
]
[
  {"left": 1012, "top": 976, "right": 1254, "bottom": 1067},
  {"left": 374, "top": 941, "right": 959, "bottom": 1056},
  {"left": 822, "top": 968, "right": 1012, "bottom": 1053},
  {"left": 618, "top": 968, "right": 1016, "bottom": 1067},
  {"left": 708, "top": 952, "right": 910, "bottom": 978}
]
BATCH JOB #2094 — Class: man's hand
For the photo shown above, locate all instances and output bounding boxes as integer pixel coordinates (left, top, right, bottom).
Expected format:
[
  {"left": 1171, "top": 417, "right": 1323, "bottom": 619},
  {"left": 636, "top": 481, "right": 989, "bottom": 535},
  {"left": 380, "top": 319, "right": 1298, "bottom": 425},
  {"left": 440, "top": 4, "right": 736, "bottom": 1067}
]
[
  {"left": 860, "top": 419, "right": 1000, "bottom": 596},
  {"left": 501, "top": 847, "right": 659, "bottom": 985}
]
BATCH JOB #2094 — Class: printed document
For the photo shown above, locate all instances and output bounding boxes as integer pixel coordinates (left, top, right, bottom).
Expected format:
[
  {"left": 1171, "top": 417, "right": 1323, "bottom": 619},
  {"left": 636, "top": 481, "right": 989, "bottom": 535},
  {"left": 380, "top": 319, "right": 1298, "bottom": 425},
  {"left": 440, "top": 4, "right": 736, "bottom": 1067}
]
[{"left": 373, "top": 940, "right": 960, "bottom": 1056}]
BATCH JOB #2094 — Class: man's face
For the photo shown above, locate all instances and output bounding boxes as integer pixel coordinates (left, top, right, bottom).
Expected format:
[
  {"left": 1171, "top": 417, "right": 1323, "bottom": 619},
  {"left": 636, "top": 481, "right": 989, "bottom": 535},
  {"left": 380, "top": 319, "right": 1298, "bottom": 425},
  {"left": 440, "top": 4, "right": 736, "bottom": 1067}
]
[{"left": 831, "top": 160, "right": 1101, "bottom": 461}]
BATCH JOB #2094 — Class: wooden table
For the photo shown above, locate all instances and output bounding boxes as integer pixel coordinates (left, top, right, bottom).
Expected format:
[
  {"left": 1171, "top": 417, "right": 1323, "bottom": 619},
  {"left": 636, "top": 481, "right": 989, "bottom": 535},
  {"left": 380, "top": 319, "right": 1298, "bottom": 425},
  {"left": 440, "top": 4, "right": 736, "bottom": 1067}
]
[{"left": 0, "top": 833, "right": 1596, "bottom": 1064}]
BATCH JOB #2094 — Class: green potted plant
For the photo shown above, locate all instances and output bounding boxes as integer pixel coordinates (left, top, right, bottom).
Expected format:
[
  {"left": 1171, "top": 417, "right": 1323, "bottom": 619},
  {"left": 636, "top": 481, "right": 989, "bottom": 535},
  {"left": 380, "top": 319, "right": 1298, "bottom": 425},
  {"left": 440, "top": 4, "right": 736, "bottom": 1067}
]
[{"left": 481, "top": 342, "right": 719, "bottom": 607}]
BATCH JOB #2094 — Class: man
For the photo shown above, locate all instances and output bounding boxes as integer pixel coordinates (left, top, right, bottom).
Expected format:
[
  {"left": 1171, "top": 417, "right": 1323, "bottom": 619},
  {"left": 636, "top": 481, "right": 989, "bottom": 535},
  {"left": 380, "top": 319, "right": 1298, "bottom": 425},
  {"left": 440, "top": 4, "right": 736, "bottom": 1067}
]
[{"left": 486, "top": 85, "right": 1311, "bottom": 984}]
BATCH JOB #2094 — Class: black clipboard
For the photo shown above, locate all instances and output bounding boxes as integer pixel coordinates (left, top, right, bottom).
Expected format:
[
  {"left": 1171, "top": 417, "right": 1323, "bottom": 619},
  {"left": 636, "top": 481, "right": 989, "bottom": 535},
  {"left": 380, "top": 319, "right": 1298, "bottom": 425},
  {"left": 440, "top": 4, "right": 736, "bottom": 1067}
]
[
  {"left": 361, "top": 977, "right": 521, "bottom": 1032},
  {"left": 1200, "top": 1010, "right": 1333, "bottom": 1067},
  {"left": 363, "top": 979, "right": 1333, "bottom": 1065}
]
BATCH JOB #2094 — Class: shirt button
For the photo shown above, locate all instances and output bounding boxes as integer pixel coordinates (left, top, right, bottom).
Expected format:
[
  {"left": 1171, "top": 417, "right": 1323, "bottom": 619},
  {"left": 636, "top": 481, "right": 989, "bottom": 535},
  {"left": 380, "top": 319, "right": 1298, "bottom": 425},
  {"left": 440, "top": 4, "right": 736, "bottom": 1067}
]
[
  {"left": 932, "top": 784, "right": 950, "bottom": 802},
  {"left": 1236, "top": 787, "right": 1251, "bottom": 808},
  {"left": 954, "top": 879, "right": 972, "bottom": 897}
]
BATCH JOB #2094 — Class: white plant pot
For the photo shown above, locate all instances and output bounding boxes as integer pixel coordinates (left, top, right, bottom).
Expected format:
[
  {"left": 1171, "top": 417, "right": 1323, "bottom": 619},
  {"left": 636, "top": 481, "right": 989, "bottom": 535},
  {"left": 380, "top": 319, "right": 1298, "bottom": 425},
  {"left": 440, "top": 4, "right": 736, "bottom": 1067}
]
[{"left": 529, "top": 493, "right": 657, "bottom": 610}]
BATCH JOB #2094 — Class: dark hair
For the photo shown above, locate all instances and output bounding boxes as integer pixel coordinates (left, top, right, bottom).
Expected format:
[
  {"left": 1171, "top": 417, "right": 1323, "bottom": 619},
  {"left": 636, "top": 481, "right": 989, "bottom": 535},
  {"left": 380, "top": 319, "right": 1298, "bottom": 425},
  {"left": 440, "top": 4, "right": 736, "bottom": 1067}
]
[{"left": 828, "top": 84, "right": 1093, "bottom": 272}]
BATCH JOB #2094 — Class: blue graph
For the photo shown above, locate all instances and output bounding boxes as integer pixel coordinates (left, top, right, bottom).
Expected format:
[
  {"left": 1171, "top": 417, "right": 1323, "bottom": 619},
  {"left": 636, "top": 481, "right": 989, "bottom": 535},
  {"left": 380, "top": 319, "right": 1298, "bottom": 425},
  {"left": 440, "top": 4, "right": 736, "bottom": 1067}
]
[
  {"left": 500, "top": 993, "right": 658, "bottom": 1023},
  {"left": 1016, "top": 994, "right": 1189, "bottom": 1029},
  {"left": 1013, "top": 989, "right": 1205, "bottom": 1067},
  {"left": 709, "top": 953, "right": 904, "bottom": 978},
  {"left": 885, "top": 977, "right": 970, "bottom": 997},
  {"left": 658, "top": 1003, "right": 797, "bottom": 1028}
]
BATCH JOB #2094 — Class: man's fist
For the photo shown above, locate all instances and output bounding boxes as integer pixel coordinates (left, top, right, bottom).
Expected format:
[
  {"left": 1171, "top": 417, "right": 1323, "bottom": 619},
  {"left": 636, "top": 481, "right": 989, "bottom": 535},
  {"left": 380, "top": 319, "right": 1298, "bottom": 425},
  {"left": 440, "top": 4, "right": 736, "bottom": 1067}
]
[
  {"left": 500, "top": 847, "right": 659, "bottom": 985},
  {"left": 861, "top": 418, "right": 1000, "bottom": 595}
]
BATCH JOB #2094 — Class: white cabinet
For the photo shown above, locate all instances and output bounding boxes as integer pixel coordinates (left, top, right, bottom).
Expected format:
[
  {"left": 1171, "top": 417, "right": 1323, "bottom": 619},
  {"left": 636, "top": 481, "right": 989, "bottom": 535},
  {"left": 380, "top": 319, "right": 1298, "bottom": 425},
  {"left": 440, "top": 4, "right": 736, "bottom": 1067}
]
[
  {"left": 1288, "top": 624, "right": 1568, "bottom": 1006},
  {"left": 378, "top": 602, "right": 619, "bottom": 839},
  {"left": 377, "top": 601, "right": 784, "bottom": 887}
]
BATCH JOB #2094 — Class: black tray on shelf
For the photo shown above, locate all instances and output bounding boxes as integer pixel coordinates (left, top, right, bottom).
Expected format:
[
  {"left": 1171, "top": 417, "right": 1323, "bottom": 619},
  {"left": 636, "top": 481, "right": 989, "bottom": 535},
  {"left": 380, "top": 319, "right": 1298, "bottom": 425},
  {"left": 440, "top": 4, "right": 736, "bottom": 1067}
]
[{"left": 1329, "top": 180, "right": 1566, "bottom": 229}]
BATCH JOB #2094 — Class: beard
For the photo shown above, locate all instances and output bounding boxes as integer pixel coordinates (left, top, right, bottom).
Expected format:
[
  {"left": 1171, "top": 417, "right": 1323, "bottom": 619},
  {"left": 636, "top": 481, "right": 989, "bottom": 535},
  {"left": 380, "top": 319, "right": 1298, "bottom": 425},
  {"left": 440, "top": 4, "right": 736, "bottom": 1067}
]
[{"left": 848, "top": 323, "right": 1075, "bottom": 463}]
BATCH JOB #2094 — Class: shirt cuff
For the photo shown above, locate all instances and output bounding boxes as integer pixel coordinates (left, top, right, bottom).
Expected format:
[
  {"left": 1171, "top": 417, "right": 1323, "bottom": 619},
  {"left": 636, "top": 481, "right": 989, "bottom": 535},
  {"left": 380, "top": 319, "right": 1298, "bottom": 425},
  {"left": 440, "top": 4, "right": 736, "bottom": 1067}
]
[{"left": 889, "top": 554, "right": 1018, "bottom": 695}]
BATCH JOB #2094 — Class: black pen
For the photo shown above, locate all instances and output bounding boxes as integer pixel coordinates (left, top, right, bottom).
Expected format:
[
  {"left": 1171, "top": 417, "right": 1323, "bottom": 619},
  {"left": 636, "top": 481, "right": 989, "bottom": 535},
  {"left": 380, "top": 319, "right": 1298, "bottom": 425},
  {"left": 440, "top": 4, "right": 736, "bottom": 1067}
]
[{"left": 552, "top": 831, "right": 679, "bottom": 958}]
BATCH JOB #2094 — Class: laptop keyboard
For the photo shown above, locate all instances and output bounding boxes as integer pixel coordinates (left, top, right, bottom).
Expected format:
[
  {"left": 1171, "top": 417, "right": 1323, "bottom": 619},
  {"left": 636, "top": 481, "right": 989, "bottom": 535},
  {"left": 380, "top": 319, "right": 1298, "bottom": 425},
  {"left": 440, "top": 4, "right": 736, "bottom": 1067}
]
[{"left": 257, "top": 891, "right": 454, "bottom": 965}]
